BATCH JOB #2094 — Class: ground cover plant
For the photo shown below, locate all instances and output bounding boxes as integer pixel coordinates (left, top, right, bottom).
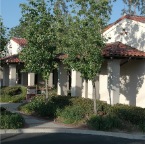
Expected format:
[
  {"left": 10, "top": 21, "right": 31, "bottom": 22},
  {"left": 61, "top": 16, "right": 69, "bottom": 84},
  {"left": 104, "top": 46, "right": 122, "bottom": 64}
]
[
  {"left": 0, "top": 86, "right": 27, "bottom": 103},
  {"left": 0, "top": 107, "right": 25, "bottom": 129}
]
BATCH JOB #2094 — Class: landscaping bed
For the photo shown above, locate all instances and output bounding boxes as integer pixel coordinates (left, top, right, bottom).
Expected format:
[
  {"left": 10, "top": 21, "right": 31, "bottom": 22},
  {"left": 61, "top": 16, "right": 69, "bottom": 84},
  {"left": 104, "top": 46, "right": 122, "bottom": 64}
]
[
  {"left": 0, "top": 86, "right": 27, "bottom": 103},
  {"left": 18, "top": 95, "right": 145, "bottom": 132},
  {"left": 0, "top": 107, "right": 25, "bottom": 129}
]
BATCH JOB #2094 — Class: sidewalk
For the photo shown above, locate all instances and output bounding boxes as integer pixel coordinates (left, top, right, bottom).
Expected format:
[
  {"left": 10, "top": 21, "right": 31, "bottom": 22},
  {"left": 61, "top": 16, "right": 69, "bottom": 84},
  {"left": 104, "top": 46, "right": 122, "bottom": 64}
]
[{"left": 0, "top": 102, "right": 145, "bottom": 140}]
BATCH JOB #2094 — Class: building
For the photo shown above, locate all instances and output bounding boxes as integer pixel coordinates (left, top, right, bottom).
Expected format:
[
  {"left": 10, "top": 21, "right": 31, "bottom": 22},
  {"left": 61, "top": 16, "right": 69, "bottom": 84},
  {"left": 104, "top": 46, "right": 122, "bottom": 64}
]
[{"left": 1, "top": 15, "right": 145, "bottom": 108}]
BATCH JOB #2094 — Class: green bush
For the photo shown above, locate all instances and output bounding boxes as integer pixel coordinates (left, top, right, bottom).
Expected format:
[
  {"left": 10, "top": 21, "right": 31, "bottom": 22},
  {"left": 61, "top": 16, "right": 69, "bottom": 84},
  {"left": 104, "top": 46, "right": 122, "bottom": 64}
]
[
  {"left": 0, "top": 107, "right": 6, "bottom": 112},
  {"left": 0, "top": 86, "right": 27, "bottom": 103},
  {"left": 19, "top": 96, "right": 61, "bottom": 117},
  {"left": 0, "top": 110, "right": 24, "bottom": 129},
  {"left": 57, "top": 105, "right": 87, "bottom": 124},
  {"left": 87, "top": 113, "right": 121, "bottom": 131},
  {"left": 139, "top": 123, "right": 145, "bottom": 132},
  {"left": 51, "top": 95, "right": 71, "bottom": 109},
  {"left": 70, "top": 97, "right": 111, "bottom": 116},
  {"left": 19, "top": 95, "right": 71, "bottom": 117},
  {"left": 1, "top": 86, "right": 21, "bottom": 96},
  {"left": 112, "top": 104, "right": 145, "bottom": 126}
]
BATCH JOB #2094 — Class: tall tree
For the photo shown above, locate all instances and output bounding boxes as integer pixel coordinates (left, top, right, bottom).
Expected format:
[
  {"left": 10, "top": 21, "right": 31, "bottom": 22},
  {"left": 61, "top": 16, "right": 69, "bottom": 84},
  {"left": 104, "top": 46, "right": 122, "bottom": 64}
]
[
  {"left": 8, "top": 24, "right": 26, "bottom": 38},
  {"left": 114, "top": 0, "right": 145, "bottom": 15},
  {"left": 62, "top": 0, "right": 112, "bottom": 113},
  {"left": 0, "top": 17, "right": 7, "bottom": 57},
  {"left": 19, "top": 0, "right": 57, "bottom": 99}
]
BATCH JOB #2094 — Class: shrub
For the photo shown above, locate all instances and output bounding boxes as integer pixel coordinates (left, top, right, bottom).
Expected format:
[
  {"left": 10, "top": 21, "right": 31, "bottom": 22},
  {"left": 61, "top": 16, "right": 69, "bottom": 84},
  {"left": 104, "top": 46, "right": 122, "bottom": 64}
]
[
  {"left": 0, "top": 110, "right": 25, "bottom": 129},
  {"left": 139, "top": 123, "right": 145, "bottom": 132},
  {"left": 51, "top": 95, "right": 71, "bottom": 109},
  {"left": 70, "top": 97, "right": 111, "bottom": 116},
  {"left": 57, "top": 105, "right": 87, "bottom": 124},
  {"left": 1, "top": 86, "right": 22, "bottom": 96},
  {"left": 0, "top": 107, "right": 6, "bottom": 112},
  {"left": 19, "top": 96, "right": 57, "bottom": 117},
  {"left": 112, "top": 104, "right": 145, "bottom": 126},
  {"left": 87, "top": 113, "right": 121, "bottom": 131},
  {"left": 0, "top": 86, "right": 27, "bottom": 103},
  {"left": 19, "top": 95, "right": 71, "bottom": 117}
]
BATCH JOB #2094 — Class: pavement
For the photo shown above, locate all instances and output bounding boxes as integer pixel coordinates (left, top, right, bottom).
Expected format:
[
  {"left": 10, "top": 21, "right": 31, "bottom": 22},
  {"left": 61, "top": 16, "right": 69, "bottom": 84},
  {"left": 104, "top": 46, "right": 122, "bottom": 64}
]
[{"left": 0, "top": 102, "right": 145, "bottom": 140}]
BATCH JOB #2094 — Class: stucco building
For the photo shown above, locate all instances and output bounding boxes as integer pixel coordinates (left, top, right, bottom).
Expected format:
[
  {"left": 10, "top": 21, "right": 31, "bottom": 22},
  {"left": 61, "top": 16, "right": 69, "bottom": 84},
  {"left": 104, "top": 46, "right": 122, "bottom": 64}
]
[{"left": 1, "top": 15, "right": 145, "bottom": 108}]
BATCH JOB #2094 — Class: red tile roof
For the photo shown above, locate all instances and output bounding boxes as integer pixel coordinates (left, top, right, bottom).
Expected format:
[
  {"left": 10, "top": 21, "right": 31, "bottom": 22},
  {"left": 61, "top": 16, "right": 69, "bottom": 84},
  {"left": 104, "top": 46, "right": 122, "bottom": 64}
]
[
  {"left": 104, "top": 15, "right": 145, "bottom": 32},
  {"left": 12, "top": 37, "right": 27, "bottom": 46},
  {"left": 1, "top": 42, "right": 145, "bottom": 64},
  {"left": 0, "top": 54, "right": 23, "bottom": 63},
  {"left": 103, "top": 42, "right": 145, "bottom": 58}
]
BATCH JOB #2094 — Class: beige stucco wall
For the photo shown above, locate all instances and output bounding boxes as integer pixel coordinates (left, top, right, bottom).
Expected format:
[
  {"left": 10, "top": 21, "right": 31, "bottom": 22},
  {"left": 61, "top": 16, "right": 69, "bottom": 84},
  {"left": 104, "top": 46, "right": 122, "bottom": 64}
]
[
  {"left": 99, "top": 62, "right": 109, "bottom": 103},
  {"left": 103, "top": 18, "right": 145, "bottom": 52},
  {"left": 120, "top": 60, "right": 145, "bottom": 108},
  {"left": 7, "top": 40, "right": 23, "bottom": 56},
  {"left": 99, "top": 60, "right": 145, "bottom": 108}
]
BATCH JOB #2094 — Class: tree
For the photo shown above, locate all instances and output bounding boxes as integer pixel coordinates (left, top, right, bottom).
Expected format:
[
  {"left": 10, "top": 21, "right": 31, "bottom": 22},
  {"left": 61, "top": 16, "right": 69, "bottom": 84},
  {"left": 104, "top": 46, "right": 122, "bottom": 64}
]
[
  {"left": 62, "top": 0, "right": 112, "bottom": 114},
  {"left": 19, "top": 0, "right": 57, "bottom": 99},
  {"left": 114, "top": 0, "right": 145, "bottom": 15},
  {"left": 0, "top": 17, "right": 7, "bottom": 57},
  {"left": 8, "top": 24, "right": 26, "bottom": 38}
]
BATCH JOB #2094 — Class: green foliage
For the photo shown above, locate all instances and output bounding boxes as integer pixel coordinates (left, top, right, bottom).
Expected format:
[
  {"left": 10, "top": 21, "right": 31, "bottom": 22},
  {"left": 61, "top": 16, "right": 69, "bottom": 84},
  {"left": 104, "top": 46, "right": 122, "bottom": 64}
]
[
  {"left": 87, "top": 114, "right": 121, "bottom": 131},
  {"left": 57, "top": 105, "right": 86, "bottom": 124},
  {"left": 8, "top": 24, "right": 26, "bottom": 38},
  {"left": 19, "top": 0, "right": 57, "bottom": 79},
  {"left": 0, "top": 110, "right": 24, "bottom": 129},
  {"left": 56, "top": 97, "right": 111, "bottom": 124},
  {"left": 0, "top": 86, "right": 27, "bottom": 102},
  {"left": 0, "top": 17, "right": 8, "bottom": 57},
  {"left": 70, "top": 98, "right": 111, "bottom": 115},
  {"left": 112, "top": 104, "right": 145, "bottom": 126},
  {"left": 121, "top": 0, "right": 145, "bottom": 15},
  {"left": 1, "top": 86, "right": 22, "bottom": 96},
  {"left": 139, "top": 123, "right": 145, "bottom": 132},
  {"left": 19, "top": 95, "right": 71, "bottom": 117},
  {"left": 50, "top": 95, "right": 71, "bottom": 109}
]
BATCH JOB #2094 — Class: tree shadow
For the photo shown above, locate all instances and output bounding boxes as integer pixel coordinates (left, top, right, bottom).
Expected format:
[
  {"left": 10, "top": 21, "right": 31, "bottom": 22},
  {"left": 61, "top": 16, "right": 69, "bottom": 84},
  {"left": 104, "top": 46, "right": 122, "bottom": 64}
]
[
  {"left": 105, "top": 17, "right": 145, "bottom": 52},
  {"left": 120, "top": 60, "right": 145, "bottom": 106},
  {"left": 104, "top": 16, "right": 145, "bottom": 107}
]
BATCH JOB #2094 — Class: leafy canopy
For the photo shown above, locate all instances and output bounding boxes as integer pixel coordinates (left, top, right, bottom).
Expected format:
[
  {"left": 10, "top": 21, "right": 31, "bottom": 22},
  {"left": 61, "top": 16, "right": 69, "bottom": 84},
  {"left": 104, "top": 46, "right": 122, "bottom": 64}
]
[
  {"left": 62, "top": 0, "right": 111, "bottom": 81},
  {"left": 114, "top": 0, "right": 145, "bottom": 15},
  {"left": 0, "top": 17, "right": 8, "bottom": 57},
  {"left": 19, "top": 0, "right": 57, "bottom": 78}
]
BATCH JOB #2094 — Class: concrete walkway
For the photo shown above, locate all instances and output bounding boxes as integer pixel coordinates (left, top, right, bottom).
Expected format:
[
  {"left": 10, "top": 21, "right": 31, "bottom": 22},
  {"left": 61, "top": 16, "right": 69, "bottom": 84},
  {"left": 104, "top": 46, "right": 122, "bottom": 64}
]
[{"left": 0, "top": 102, "right": 145, "bottom": 140}]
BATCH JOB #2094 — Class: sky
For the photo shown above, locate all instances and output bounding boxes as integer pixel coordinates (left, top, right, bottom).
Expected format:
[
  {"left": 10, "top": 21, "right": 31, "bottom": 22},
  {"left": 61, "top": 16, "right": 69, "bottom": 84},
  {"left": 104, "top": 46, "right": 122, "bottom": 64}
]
[{"left": 1, "top": 0, "right": 126, "bottom": 29}]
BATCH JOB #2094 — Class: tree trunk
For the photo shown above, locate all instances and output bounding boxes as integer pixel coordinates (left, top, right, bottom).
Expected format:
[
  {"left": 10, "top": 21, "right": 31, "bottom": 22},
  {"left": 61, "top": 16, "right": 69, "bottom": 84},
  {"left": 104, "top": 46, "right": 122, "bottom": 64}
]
[
  {"left": 93, "top": 81, "right": 97, "bottom": 114},
  {"left": 45, "top": 79, "right": 48, "bottom": 100},
  {"left": 93, "top": 74, "right": 99, "bottom": 114}
]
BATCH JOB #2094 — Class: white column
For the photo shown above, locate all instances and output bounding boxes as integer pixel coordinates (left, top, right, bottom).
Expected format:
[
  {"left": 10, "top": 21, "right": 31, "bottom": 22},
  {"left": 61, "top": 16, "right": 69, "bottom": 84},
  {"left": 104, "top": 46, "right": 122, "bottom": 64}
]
[
  {"left": 28, "top": 73, "right": 35, "bottom": 86},
  {"left": 48, "top": 72, "right": 53, "bottom": 88},
  {"left": 9, "top": 64, "right": 17, "bottom": 86},
  {"left": 3, "top": 65, "right": 9, "bottom": 86},
  {"left": 82, "top": 79, "right": 88, "bottom": 98},
  {"left": 21, "top": 72, "right": 28, "bottom": 86},
  {"left": 88, "top": 75, "right": 100, "bottom": 100},
  {"left": 71, "top": 70, "right": 82, "bottom": 96},
  {"left": 57, "top": 63, "right": 68, "bottom": 96},
  {"left": 108, "top": 59, "right": 120, "bottom": 105},
  {"left": 88, "top": 80, "right": 93, "bottom": 99}
]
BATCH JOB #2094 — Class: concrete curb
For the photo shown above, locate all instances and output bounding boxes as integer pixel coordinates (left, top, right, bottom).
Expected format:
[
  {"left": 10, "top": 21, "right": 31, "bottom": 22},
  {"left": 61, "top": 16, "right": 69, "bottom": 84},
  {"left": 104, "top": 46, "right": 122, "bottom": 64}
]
[{"left": 0, "top": 128, "right": 145, "bottom": 140}]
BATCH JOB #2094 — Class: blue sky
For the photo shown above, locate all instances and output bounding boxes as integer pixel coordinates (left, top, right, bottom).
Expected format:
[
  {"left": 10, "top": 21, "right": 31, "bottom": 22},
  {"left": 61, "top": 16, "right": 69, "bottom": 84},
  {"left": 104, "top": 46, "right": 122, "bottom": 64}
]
[{"left": 1, "top": 0, "right": 125, "bottom": 29}]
